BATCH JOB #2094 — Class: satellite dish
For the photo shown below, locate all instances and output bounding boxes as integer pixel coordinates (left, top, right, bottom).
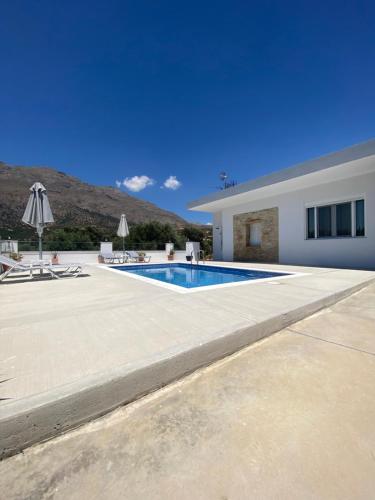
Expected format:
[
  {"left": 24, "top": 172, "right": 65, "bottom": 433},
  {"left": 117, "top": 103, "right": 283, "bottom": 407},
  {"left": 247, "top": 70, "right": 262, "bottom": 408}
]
[{"left": 219, "top": 171, "right": 227, "bottom": 181}]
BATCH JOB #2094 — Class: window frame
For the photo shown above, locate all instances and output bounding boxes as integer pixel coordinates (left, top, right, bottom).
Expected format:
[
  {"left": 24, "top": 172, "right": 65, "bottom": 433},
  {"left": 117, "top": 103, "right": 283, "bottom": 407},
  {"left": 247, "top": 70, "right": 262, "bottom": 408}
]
[{"left": 305, "top": 197, "right": 365, "bottom": 240}]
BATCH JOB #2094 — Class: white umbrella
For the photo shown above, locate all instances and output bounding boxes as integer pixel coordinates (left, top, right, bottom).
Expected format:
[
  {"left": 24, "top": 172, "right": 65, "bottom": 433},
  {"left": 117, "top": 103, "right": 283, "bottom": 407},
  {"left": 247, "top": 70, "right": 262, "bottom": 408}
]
[
  {"left": 22, "top": 182, "right": 54, "bottom": 260},
  {"left": 117, "top": 214, "right": 129, "bottom": 256}
]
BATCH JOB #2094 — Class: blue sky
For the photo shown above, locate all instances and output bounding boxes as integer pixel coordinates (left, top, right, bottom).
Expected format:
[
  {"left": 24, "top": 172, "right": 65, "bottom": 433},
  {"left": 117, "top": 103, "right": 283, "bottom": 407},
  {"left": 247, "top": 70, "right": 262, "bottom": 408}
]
[{"left": 1, "top": 1, "right": 374, "bottom": 223}]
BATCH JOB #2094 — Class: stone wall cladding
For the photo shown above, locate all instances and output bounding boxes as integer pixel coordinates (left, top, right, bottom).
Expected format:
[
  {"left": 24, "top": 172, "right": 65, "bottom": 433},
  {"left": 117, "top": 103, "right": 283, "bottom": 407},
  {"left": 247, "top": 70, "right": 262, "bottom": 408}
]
[{"left": 233, "top": 207, "right": 279, "bottom": 262}]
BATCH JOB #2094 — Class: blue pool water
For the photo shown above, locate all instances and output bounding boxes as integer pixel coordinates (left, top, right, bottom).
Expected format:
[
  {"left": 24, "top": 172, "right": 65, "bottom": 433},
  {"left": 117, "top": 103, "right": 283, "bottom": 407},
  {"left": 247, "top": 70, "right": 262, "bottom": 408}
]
[{"left": 112, "top": 263, "right": 290, "bottom": 289}]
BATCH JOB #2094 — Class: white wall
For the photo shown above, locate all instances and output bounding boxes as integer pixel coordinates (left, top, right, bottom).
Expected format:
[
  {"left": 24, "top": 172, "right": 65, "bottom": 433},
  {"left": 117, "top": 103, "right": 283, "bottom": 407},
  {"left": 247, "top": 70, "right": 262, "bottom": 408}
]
[
  {"left": 21, "top": 250, "right": 188, "bottom": 264},
  {"left": 217, "top": 171, "right": 375, "bottom": 269}
]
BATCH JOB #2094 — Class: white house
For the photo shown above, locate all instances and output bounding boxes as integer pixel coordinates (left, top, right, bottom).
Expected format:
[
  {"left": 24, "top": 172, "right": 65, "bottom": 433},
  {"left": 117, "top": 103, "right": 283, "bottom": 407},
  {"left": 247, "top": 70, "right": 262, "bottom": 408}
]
[{"left": 188, "top": 140, "right": 375, "bottom": 270}]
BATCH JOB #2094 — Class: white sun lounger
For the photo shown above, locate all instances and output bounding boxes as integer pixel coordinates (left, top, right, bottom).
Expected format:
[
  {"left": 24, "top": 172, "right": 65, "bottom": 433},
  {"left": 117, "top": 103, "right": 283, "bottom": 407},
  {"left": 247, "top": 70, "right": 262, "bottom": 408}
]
[
  {"left": 100, "top": 252, "right": 127, "bottom": 264},
  {"left": 0, "top": 255, "right": 83, "bottom": 282},
  {"left": 126, "top": 251, "right": 151, "bottom": 263}
]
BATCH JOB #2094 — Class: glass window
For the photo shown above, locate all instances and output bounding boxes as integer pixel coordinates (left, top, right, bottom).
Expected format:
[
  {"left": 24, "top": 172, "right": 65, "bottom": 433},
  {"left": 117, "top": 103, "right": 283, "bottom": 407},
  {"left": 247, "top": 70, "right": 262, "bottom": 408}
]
[
  {"left": 307, "top": 207, "right": 315, "bottom": 238},
  {"left": 336, "top": 203, "right": 352, "bottom": 236},
  {"left": 249, "top": 223, "right": 262, "bottom": 246},
  {"left": 318, "top": 206, "right": 332, "bottom": 237},
  {"left": 356, "top": 199, "right": 365, "bottom": 236}
]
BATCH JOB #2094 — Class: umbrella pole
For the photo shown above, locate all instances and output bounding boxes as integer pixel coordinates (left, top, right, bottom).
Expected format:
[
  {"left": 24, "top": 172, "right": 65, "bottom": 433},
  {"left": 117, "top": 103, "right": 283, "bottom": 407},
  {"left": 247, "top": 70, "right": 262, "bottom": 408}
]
[
  {"left": 39, "top": 235, "right": 43, "bottom": 260},
  {"left": 39, "top": 235, "right": 43, "bottom": 276}
]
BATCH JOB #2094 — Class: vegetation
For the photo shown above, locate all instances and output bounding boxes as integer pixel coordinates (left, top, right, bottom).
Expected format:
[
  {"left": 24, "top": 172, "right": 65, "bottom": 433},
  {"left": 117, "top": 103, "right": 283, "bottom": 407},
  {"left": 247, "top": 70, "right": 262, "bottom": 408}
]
[{"left": 1, "top": 222, "right": 212, "bottom": 254}]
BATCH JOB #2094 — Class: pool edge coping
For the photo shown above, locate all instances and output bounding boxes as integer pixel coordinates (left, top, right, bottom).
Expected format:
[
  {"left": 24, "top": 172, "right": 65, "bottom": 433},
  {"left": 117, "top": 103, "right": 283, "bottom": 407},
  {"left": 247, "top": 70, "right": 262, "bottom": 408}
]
[{"left": 100, "top": 262, "right": 308, "bottom": 293}]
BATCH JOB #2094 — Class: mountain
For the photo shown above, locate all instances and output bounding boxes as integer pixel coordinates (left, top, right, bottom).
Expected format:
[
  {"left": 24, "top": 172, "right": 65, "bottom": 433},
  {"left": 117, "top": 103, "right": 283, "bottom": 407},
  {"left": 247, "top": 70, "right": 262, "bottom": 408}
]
[{"left": 0, "top": 162, "right": 187, "bottom": 231}]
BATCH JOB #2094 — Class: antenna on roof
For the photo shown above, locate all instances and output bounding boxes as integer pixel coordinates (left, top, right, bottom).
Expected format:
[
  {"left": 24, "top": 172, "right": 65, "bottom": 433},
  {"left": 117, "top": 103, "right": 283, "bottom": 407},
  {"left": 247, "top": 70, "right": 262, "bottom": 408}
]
[
  {"left": 219, "top": 171, "right": 227, "bottom": 182},
  {"left": 218, "top": 171, "right": 237, "bottom": 190}
]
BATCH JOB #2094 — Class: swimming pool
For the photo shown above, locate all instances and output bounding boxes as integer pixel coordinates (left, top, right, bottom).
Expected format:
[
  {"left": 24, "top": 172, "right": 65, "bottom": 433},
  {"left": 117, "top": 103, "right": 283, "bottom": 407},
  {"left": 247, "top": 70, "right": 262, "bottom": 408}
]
[{"left": 111, "top": 263, "right": 291, "bottom": 290}]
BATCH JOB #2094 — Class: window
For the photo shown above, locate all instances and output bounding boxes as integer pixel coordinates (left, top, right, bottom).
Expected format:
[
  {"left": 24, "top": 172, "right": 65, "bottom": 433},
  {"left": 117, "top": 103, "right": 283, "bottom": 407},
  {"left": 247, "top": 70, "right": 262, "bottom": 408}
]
[
  {"left": 336, "top": 203, "right": 351, "bottom": 237},
  {"left": 306, "top": 199, "right": 365, "bottom": 239},
  {"left": 249, "top": 222, "right": 262, "bottom": 246},
  {"left": 356, "top": 200, "right": 365, "bottom": 236},
  {"left": 318, "top": 205, "right": 332, "bottom": 237},
  {"left": 307, "top": 208, "right": 315, "bottom": 239}
]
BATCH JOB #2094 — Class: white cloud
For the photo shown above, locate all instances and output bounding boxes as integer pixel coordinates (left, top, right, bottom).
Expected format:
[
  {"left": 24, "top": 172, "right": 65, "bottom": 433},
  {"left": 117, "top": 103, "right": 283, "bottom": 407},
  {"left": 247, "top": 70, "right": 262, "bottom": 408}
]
[
  {"left": 205, "top": 222, "right": 212, "bottom": 225},
  {"left": 123, "top": 175, "right": 155, "bottom": 192},
  {"left": 115, "top": 180, "right": 121, "bottom": 188},
  {"left": 163, "top": 175, "right": 182, "bottom": 190}
]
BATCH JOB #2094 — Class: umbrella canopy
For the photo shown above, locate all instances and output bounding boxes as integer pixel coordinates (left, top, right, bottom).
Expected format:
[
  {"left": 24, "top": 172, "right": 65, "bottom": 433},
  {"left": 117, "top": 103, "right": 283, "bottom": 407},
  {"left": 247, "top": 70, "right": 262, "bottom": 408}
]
[
  {"left": 117, "top": 214, "right": 129, "bottom": 253},
  {"left": 22, "top": 182, "right": 54, "bottom": 259}
]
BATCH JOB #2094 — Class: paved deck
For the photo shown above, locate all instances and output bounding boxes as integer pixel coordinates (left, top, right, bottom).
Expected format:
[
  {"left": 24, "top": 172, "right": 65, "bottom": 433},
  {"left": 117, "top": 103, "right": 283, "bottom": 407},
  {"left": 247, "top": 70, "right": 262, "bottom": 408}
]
[
  {"left": 1, "top": 282, "right": 374, "bottom": 499},
  {"left": 0, "top": 261, "right": 374, "bottom": 457}
]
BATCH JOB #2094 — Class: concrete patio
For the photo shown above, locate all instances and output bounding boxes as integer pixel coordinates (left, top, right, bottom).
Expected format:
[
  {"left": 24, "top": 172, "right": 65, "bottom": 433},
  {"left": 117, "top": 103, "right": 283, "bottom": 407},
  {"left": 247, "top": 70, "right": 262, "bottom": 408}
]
[
  {"left": 1, "top": 282, "right": 375, "bottom": 499},
  {"left": 0, "top": 261, "right": 374, "bottom": 458}
]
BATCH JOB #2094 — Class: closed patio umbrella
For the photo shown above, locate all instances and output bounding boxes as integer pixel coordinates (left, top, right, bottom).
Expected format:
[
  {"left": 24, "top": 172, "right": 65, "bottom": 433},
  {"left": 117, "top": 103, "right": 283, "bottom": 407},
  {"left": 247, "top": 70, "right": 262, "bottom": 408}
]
[
  {"left": 117, "top": 213, "right": 129, "bottom": 256},
  {"left": 22, "top": 182, "right": 54, "bottom": 261}
]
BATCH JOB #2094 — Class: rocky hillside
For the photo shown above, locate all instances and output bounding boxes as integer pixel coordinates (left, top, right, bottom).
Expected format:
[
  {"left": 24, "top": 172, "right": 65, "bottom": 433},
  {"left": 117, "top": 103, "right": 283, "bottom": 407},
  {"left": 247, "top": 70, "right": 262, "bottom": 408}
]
[{"left": 0, "top": 162, "right": 187, "bottom": 230}]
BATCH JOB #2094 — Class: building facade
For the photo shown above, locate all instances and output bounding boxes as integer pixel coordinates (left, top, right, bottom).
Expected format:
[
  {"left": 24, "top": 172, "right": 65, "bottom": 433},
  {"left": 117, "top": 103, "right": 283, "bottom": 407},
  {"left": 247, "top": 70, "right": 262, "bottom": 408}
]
[{"left": 188, "top": 140, "right": 375, "bottom": 269}]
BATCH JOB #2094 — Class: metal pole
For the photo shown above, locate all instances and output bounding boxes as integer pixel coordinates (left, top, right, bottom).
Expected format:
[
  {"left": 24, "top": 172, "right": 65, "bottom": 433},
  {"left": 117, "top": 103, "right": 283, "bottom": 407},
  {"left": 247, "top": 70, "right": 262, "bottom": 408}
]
[
  {"left": 38, "top": 236, "right": 43, "bottom": 276},
  {"left": 38, "top": 227, "right": 43, "bottom": 276},
  {"left": 39, "top": 235, "right": 43, "bottom": 261}
]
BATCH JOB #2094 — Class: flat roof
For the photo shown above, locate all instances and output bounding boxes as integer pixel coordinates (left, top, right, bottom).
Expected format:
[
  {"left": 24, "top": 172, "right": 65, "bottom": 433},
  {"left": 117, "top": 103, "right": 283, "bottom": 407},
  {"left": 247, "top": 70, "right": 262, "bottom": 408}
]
[{"left": 188, "top": 139, "right": 375, "bottom": 212}]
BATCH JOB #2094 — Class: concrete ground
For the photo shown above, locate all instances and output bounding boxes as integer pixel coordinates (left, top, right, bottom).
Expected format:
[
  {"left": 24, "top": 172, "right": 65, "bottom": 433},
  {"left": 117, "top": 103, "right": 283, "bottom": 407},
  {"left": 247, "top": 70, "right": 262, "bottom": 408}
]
[
  {"left": 0, "top": 261, "right": 374, "bottom": 457},
  {"left": 1, "top": 282, "right": 374, "bottom": 500},
  {"left": 1, "top": 262, "right": 373, "bottom": 403}
]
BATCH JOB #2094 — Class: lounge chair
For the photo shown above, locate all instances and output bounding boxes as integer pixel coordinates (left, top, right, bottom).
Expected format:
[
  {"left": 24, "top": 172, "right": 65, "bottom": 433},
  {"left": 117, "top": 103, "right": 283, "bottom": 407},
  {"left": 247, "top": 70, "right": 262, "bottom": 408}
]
[
  {"left": 100, "top": 252, "right": 127, "bottom": 264},
  {"left": 126, "top": 251, "right": 151, "bottom": 263},
  {"left": 0, "top": 255, "right": 83, "bottom": 282}
]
